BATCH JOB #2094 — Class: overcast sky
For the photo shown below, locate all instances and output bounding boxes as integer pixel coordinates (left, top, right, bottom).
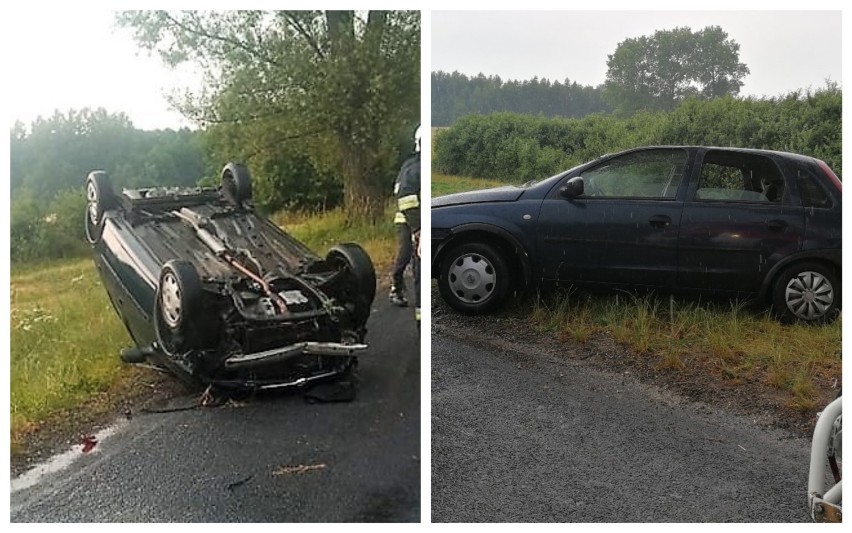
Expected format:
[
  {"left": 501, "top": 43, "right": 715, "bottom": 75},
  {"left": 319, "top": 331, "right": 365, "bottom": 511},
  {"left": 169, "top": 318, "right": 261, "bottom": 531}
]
[
  {"left": 7, "top": 9, "right": 200, "bottom": 131},
  {"left": 431, "top": 10, "right": 842, "bottom": 97},
  {"left": 4, "top": 9, "right": 843, "bottom": 132}
]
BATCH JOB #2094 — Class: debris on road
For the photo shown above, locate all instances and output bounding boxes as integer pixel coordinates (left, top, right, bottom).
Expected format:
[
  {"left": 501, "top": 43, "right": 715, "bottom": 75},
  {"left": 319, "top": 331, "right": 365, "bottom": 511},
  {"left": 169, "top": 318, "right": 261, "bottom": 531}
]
[
  {"left": 273, "top": 463, "right": 327, "bottom": 476},
  {"left": 226, "top": 474, "right": 254, "bottom": 491},
  {"left": 80, "top": 436, "right": 98, "bottom": 453}
]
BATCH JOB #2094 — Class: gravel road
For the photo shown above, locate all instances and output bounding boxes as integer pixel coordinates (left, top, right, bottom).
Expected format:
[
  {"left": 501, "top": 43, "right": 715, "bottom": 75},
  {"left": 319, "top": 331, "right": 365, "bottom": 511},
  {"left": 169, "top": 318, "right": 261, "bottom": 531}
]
[{"left": 431, "top": 298, "right": 814, "bottom": 522}]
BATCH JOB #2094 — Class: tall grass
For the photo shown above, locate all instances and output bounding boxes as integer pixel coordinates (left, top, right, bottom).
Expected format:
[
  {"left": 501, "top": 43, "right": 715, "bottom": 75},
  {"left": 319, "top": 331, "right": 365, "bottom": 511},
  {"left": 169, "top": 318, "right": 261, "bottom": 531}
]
[
  {"left": 10, "top": 259, "right": 132, "bottom": 440},
  {"left": 271, "top": 204, "right": 397, "bottom": 272},
  {"left": 530, "top": 290, "right": 841, "bottom": 411}
]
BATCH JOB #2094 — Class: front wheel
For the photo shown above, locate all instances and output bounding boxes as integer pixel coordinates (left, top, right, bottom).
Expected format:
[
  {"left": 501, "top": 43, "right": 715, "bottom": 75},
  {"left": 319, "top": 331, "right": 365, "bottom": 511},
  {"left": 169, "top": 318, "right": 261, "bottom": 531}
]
[
  {"left": 771, "top": 262, "right": 840, "bottom": 324},
  {"left": 438, "top": 242, "right": 510, "bottom": 314},
  {"left": 326, "top": 243, "right": 376, "bottom": 329},
  {"left": 155, "top": 260, "right": 207, "bottom": 355}
]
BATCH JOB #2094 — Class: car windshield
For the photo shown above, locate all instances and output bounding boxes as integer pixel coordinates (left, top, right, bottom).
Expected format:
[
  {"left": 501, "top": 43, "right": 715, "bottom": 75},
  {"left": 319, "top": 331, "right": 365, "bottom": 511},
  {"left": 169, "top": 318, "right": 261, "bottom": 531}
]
[{"left": 520, "top": 163, "right": 586, "bottom": 188}]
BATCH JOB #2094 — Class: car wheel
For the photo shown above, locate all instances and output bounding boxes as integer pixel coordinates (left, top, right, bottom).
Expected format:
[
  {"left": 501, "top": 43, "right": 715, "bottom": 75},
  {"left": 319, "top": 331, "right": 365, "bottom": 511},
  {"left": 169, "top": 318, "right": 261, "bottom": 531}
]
[
  {"left": 772, "top": 262, "right": 840, "bottom": 324},
  {"left": 221, "top": 162, "right": 253, "bottom": 207},
  {"left": 327, "top": 243, "right": 377, "bottom": 329},
  {"left": 439, "top": 242, "right": 510, "bottom": 314},
  {"left": 84, "top": 170, "right": 117, "bottom": 243},
  {"left": 155, "top": 260, "right": 205, "bottom": 355}
]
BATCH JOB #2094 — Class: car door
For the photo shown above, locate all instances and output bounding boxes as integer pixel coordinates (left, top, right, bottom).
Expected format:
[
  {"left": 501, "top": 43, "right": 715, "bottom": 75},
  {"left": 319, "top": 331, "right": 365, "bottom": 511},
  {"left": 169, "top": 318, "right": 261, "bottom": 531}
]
[
  {"left": 677, "top": 149, "right": 805, "bottom": 294},
  {"left": 537, "top": 148, "right": 689, "bottom": 288}
]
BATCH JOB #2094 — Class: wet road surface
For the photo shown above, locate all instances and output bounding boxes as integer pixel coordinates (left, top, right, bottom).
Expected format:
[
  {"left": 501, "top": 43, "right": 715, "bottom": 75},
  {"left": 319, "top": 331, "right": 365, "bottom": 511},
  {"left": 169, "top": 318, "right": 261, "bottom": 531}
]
[{"left": 11, "top": 298, "right": 421, "bottom": 522}]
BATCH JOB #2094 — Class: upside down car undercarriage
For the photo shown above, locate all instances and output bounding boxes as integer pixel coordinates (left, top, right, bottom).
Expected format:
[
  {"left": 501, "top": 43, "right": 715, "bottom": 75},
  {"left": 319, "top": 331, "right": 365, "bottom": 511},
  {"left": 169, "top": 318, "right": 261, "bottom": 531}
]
[{"left": 85, "top": 162, "right": 376, "bottom": 390}]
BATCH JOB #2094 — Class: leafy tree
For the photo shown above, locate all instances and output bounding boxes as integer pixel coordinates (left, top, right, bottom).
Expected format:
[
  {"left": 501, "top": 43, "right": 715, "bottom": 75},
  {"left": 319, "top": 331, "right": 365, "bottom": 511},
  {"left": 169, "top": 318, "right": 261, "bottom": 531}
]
[
  {"left": 117, "top": 10, "right": 421, "bottom": 223},
  {"left": 10, "top": 108, "right": 206, "bottom": 198},
  {"left": 604, "top": 26, "right": 749, "bottom": 114}
]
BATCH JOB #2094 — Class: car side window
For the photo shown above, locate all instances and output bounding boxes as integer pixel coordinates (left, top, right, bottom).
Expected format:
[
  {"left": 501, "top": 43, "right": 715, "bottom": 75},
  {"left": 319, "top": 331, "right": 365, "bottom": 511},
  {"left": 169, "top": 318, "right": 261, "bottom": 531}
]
[
  {"left": 695, "top": 151, "right": 786, "bottom": 203},
  {"left": 579, "top": 149, "right": 687, "bottom": 199},
  {"left": 794, "top": 164, "right": 833, "bottom": 208}
]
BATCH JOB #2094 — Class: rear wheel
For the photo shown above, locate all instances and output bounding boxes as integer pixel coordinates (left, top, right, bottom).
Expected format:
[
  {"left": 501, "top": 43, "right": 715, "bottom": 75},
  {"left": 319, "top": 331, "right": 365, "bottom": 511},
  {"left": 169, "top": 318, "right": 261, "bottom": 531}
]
[
  {"left": 84, "top": 170, "right": 117, "bottom": 243},
  {"left": 438, "top": 242, "right": 510, "bottom": 314},
  {"left": 772, "top": 261, "right": 840, "bottom": 324}
]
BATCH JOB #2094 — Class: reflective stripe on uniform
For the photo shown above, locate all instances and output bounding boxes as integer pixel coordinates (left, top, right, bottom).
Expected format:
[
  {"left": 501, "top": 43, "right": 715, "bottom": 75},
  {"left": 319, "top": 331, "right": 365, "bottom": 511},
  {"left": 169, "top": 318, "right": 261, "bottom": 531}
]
[
  {"left": 394, "top": 211, "right": 407, "bottom": 224},
  {"left": 398, "top": 194, "right": 419, "bottom": 211},
  {"left": 415, "top": 308, "right": 421, "bottom": 320}
]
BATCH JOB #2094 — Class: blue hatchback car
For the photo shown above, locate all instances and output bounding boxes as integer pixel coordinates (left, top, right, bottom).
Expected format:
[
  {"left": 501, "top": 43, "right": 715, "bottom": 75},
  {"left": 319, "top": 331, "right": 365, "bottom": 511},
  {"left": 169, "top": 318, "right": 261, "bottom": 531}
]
[{"left": 431, "top": 146, "right": 842, "bottom": 322}]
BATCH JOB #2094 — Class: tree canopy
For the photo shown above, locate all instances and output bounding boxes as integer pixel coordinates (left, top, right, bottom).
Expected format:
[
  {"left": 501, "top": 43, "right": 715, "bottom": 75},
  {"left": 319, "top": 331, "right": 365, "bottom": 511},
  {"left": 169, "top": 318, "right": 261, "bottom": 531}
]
[
  {"left": 117, "top": 10, "right": 421, "bottom": 222},
  {"left": 604, "top": 26, "right": 750, "bottom": 114}
]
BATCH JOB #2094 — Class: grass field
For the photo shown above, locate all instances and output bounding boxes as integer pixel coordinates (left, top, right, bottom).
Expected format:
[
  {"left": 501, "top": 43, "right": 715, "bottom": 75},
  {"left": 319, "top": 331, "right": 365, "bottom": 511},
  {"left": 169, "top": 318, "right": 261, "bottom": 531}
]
[
  {"left": 11, "top": 259, "right": 133, "bottom": 444},
  {"left": 432, "top": 173, "right": 509, "bottom": 198},
  {"left": 432, "top": 173, "right": 842, "bottom": 410},
  {"left": 10, "top": 208, "right": 397, "bottom": 447}
]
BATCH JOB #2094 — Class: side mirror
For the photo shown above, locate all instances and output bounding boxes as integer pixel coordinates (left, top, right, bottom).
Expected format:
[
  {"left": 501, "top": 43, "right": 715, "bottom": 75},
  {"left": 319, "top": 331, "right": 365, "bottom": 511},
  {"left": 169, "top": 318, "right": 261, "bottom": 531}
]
[{"left": 559, "top": 177, "right": 584, "bottom": 199}]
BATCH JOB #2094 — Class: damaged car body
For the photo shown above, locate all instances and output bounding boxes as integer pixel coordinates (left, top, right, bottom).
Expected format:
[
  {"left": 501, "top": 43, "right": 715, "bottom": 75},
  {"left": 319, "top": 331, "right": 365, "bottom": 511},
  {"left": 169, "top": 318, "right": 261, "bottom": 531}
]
[{"left": 86, "top": 162, "right": 376, "bottom": 390}]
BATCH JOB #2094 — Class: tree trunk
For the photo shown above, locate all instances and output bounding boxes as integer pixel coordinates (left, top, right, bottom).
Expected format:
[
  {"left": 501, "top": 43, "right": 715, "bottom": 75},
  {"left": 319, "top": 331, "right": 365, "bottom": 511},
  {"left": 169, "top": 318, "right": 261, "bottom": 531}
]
[
  {"left": 339, "top": 143, "right": 386, "bottom": 225},
  {"left": 343, "top": 176, "right": 385, "bottom": 226}
]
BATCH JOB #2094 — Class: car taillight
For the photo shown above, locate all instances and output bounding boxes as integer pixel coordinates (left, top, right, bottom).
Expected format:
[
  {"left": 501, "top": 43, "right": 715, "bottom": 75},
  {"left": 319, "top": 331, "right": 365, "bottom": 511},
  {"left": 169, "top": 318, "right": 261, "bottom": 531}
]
[{"left": 817, "top": 160, "right": 842, "bottom": 192}]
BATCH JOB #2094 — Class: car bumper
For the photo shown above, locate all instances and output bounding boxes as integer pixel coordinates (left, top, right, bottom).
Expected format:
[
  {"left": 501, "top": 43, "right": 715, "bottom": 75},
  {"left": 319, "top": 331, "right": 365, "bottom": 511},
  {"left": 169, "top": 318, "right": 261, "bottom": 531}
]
[{"left": 224, "top": 341, "right": 368, "bottom": 369}]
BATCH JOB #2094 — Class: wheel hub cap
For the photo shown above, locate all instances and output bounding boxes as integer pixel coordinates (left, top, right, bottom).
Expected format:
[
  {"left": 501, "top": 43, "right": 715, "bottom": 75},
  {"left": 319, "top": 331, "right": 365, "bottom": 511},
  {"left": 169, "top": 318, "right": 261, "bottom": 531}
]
[
  {"left": 161, "top": 273, "right": 182, "bottom": 327},
  {"left": 448, "top": 253, "right": 496, "bottom": 304},
  {"left": 87, "top": 182, "right": 99, "bottom": 224},
  {"left": 785, "top": 271, "right": 833, "bottom": 320}
]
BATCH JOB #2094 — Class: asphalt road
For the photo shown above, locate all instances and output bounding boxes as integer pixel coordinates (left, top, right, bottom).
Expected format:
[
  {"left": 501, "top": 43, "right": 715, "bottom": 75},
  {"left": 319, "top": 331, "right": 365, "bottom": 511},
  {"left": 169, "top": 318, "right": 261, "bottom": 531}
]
[
  {"left": 431, "top": 324, "right": 813, "bottom": 523},
  {"left": 11, "top": 297, "right": 421, "bottom": 523}
]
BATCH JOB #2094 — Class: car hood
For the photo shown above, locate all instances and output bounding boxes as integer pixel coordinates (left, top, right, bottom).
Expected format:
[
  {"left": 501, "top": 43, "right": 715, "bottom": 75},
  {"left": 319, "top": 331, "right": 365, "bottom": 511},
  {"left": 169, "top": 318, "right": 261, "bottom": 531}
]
[{"left": 432, "top": 186, "right": 524, "bottom": 208}]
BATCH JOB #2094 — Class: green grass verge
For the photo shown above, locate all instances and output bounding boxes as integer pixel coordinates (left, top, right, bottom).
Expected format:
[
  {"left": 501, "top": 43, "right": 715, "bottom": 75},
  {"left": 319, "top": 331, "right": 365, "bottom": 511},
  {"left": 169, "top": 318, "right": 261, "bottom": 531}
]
[
  {"left": 10, "top": 208, "right": 396, "bottom": 445},
  {"left": 432, "top": 173, "right": 509, "bottom": 197},
  {"left": 530, "top": 291, "right": 841, "bottom": 411},
  {"left": 11, "top": 258, "right": 132, "bottom": 441}
]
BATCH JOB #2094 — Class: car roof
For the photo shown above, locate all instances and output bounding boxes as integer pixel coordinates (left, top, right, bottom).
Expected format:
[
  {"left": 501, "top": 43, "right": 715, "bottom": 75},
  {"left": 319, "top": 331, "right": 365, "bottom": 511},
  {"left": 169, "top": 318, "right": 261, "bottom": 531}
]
[{"left": 616, "top": 145, "right": 819, "bottom": 163}]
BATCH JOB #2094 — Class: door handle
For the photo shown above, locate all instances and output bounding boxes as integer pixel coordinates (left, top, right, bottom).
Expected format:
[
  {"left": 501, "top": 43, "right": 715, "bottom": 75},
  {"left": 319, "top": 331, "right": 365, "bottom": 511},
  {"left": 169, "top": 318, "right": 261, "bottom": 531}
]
[
  {"left": 649, "top": 215, "right": 672, "bottom": 228},
  {"left": 767, "top": 219, "right": 787, "bottom": 232}
]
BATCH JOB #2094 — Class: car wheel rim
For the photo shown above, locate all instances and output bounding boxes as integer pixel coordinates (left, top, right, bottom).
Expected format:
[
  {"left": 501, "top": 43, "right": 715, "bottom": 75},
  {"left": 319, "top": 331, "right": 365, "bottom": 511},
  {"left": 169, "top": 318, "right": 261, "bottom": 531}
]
[
  {"left": 448, "top": 253, "right": 496, "bottom": 304},
  {"left": 785, "top": 271, "right": 833, "bottom": 320},
  {"left": 161, "top": 272, "right": 182, "bottom": 328},
  {"left": 87, "top": 182, "right": 99, "bottom": 225}
]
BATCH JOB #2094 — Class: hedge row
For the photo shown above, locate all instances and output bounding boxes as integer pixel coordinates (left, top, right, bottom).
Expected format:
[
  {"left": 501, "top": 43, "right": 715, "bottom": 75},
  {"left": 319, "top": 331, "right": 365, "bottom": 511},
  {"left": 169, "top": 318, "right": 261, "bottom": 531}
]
[{"left": 433, "top": 87, "right": 841, "bottom": 182}]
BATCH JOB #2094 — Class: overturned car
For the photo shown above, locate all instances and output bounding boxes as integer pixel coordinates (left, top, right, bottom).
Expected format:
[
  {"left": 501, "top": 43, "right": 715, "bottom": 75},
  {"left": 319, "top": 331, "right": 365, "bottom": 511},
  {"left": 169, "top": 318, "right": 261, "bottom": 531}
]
[{"left": 85, "top": 163, "right": 376, "bottom": 390}]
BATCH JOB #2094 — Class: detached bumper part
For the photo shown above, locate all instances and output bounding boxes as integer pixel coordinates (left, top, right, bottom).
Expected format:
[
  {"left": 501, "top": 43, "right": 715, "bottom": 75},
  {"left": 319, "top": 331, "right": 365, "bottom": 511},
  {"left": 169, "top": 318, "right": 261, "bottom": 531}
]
[
  {"left": 808, "top": 395, "right": 842, "bottom": 522},
  {"left": 224, "top": 341, "right": 368, "bottom": 369}
]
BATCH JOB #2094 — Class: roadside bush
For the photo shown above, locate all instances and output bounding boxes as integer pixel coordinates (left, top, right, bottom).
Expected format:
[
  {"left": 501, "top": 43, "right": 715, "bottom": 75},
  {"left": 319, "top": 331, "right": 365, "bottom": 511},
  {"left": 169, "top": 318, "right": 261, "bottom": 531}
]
[
  {"left": 10, "top": 188, "right": 88, "bottom": 263},
  {"left": 434, "top": 85, "right": 842, "bottom": 181}
]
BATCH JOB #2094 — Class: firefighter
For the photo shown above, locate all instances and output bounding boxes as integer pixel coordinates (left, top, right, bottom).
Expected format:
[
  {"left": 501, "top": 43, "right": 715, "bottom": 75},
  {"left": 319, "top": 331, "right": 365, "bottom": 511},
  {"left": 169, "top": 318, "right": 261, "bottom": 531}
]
[
  {"left": 395, "top": 124, "right": 421, "bottom": 327},
  {"left": 389, "top": 192, "right": 413, "bottom": 307}
]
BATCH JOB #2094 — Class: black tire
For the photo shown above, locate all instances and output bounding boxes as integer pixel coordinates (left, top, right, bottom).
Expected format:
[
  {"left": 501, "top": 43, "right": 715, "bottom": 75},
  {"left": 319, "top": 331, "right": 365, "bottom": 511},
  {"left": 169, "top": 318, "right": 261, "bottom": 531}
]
[
  {"left": 155, "top": 260, "right": 206, "bottom": 355},
  {"left": 438, "top": 242, "right": 510, "bottom": 314},
  {"left": 771, "top": 261, "right": 840, "bottom": 324},
  {"left": 84, "top": 170, "right": 117, "bottom": 243},
  {"left": 221, "top": 162, "right": 253, "bottom": 207},
  {"left": 327, "top": 243, "right": 377, "bottom": 329}
]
